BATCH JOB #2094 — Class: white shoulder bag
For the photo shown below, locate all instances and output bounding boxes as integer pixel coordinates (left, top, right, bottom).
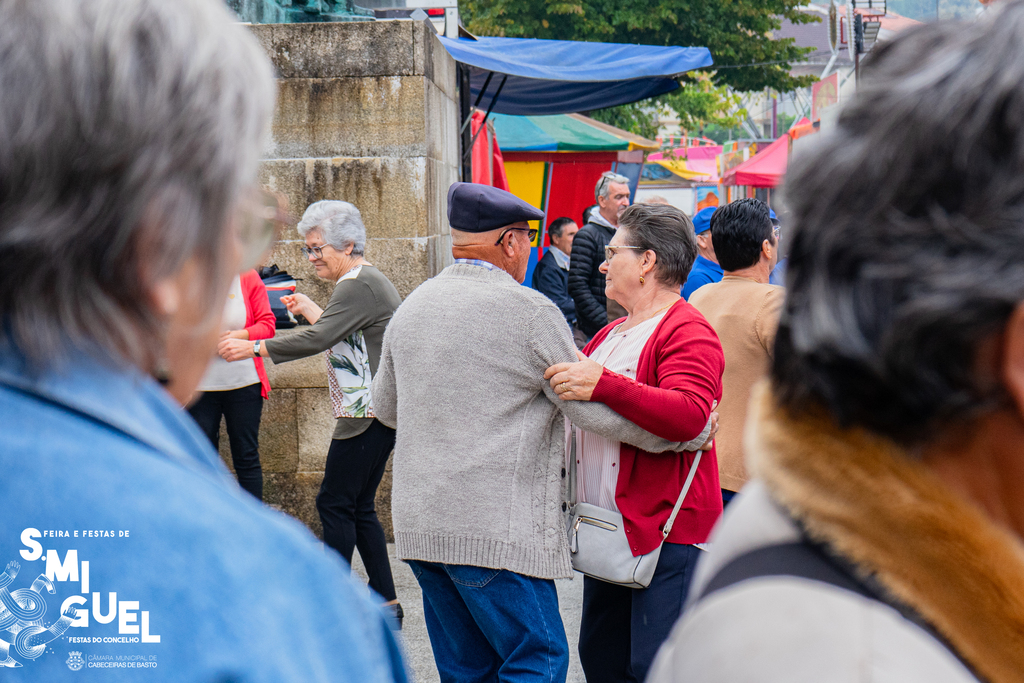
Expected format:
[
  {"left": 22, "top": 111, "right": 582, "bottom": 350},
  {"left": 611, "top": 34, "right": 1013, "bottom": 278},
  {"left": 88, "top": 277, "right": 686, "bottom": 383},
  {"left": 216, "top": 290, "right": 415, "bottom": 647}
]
[{"left": 566, "top": 426, "right": 702, "bottom": 589}]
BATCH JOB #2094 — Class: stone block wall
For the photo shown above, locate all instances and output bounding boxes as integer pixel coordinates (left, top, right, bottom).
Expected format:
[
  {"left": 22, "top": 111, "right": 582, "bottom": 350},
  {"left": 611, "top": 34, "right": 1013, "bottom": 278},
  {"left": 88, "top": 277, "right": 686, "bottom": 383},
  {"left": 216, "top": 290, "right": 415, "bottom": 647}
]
[
  {"left": 212, "top": 20, "right": 457, "bottom": 540},
  {"left": 252, "top": 19, "right": 457, "bottom": 303}
]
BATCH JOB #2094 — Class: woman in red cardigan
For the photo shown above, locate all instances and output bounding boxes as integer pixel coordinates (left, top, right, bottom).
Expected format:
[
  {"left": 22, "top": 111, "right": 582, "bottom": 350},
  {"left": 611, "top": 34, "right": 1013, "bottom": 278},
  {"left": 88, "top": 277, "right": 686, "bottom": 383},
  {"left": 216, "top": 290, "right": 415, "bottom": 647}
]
[
  {"left": 188, "top": 269, "right": 276, "bottom": 500},
  {"left": 546, "top": 203, "right": 725, "bottom": 683}
]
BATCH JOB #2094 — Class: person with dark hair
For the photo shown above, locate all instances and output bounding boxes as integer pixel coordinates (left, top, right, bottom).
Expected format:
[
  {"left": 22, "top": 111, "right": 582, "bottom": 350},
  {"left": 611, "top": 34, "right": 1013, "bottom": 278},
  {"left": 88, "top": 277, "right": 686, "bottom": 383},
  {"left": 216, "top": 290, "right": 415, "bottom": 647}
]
[
  {"left": 532, "top": 216, "right": 579, "bottom": 333},
  {"left": 681, "top": 206, "right": 723, "bottom": 300},
  {"left": 570, "top": 172, "right": 632, "bottom": 339},
  {"left": 545, "top": 202, "right": 724, "bottom": 683},
  {"left": 703, "top": 198, "right": 776, "bottom": 272},
  {"left": 582, "top": 204, "right": 599, "bottom": 226},
  {"left": 688, "top": 198, "right": 783, "bottom": 507},
  {"left": 649, "top": 6, "right": 1024, "bottom": 681}
]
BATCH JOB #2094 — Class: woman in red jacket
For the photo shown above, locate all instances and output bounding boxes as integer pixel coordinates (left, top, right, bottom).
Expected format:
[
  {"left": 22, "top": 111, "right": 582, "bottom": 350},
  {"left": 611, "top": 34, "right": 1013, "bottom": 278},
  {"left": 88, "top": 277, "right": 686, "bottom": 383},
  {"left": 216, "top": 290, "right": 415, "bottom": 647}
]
[
  {"left": 546, "top": 203, "right": 725, "bottom": 683},
  {"left": 188, "top": 269, "right": 276, "bottom": 500}
]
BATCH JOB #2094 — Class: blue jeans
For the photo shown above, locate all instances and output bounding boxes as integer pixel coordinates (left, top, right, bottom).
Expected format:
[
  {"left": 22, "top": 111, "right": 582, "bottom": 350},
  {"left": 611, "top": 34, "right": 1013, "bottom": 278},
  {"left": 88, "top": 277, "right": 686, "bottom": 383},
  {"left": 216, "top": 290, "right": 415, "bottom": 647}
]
[{"left": 407, "top": 560, "right": 569, "bottom": 683}]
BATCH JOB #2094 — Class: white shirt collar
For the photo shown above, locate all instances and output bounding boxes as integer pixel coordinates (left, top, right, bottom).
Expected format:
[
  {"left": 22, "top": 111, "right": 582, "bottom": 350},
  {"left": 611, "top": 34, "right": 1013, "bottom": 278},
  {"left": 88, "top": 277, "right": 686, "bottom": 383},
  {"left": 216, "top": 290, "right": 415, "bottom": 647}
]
[{"left": 548, "top": 246, "right": 571, "bottom": 270}]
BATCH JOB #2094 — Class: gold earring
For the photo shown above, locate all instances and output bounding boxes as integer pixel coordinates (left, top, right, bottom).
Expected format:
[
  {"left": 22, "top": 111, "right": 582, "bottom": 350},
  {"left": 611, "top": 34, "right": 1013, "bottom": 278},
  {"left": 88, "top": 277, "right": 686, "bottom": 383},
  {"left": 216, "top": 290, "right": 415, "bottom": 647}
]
[{"left": 639, "top": 276, "right": 645, "bottom": 285}]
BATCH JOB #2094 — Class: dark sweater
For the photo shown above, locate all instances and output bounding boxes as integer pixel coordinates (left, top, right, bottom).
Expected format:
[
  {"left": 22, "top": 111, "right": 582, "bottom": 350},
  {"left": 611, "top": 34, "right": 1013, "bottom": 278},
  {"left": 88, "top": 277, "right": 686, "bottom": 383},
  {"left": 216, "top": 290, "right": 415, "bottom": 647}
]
[{"left": 569, "top": 220, "right": 616, "bottom": 336}]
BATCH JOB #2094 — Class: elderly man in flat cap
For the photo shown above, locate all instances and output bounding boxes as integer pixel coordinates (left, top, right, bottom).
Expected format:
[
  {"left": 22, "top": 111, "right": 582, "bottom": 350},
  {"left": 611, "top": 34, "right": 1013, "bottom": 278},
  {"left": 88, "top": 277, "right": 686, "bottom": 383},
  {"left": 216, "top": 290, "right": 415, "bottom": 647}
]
[{"left": 372, "top": 183, "right": 710, "bottom": 683}]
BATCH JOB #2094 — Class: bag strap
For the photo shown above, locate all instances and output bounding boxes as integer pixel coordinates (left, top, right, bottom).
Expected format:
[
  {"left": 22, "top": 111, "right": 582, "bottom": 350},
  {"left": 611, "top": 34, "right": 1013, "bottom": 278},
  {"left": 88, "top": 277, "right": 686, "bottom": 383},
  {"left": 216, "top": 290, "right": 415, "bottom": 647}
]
[
  {"left": 661, "top": 449, "right": 701, "bottom": 539},
  {"left": 568, "top": 425, "right": 578, "bottom": 505},
  {"left": 694, "top": 537, "right": 979, "bottom": 680},
  {"left": 568, "top": 424, "right": 702, "bottom": 541}
]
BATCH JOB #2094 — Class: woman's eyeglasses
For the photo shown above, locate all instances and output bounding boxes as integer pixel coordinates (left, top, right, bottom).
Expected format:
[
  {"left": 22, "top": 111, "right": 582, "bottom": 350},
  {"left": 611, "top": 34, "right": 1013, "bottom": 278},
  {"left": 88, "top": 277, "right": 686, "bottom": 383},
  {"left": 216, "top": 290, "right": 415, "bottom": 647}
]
[
  {"left": 495, "top": 227, "right": 539, "bottom": 245},
  {"left": 604, "top": 245, "right": 644, "bottom": 262},
  {"left": 300, "top": 245, "right": 329, "bottom": 260}
]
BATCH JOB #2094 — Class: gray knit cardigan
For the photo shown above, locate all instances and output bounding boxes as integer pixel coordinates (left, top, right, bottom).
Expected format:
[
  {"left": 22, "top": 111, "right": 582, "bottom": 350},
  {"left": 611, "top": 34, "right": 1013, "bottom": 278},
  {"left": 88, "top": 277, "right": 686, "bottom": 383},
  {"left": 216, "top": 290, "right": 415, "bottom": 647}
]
[{"left": 372, "top": 264, "right": 706, "bottom": 579}]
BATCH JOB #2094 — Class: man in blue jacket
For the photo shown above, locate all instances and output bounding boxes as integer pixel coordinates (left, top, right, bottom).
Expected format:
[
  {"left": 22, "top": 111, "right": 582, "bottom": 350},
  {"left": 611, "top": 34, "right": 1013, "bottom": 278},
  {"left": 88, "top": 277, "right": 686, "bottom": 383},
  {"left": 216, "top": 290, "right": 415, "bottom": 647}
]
[
  {"left": 532, "top": 217, "right": 579, "bottom": 327},
  {"left": 682, "top": 206, "right": 724, "bottom": 300}
]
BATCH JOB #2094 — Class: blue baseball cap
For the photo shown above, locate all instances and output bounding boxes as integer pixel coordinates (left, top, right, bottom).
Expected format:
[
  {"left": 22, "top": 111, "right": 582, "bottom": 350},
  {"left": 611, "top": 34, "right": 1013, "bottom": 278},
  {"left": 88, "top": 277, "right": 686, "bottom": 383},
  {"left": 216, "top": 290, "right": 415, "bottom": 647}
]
[
  {"left": 769, "top": 208, "right": 777, "bottom": 220},
  {"left": 692, "top": 207, "right": 717, "bottom": 235}
]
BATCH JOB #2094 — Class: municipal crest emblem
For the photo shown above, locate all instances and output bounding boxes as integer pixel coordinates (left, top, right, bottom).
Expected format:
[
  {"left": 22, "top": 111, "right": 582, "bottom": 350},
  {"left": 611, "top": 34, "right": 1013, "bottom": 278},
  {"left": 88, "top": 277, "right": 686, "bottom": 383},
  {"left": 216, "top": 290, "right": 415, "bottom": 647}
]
[{"left": 66, "top": 651, "right": 84, "bottom": 671}]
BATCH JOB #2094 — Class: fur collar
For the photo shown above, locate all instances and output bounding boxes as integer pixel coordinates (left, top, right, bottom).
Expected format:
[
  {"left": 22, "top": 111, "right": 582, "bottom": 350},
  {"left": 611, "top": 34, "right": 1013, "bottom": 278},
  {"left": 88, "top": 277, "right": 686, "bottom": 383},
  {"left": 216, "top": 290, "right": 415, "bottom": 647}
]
[{"left": 746, "top": 382, "right": 1024, "bottom": 683}]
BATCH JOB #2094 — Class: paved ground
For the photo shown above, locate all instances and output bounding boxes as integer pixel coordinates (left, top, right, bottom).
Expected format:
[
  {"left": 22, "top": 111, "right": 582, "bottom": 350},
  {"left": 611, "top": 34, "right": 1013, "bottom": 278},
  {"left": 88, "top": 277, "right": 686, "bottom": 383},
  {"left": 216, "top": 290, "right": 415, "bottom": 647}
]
[{"left": 352, "top": 544, "right": 586, "bottom": 683}]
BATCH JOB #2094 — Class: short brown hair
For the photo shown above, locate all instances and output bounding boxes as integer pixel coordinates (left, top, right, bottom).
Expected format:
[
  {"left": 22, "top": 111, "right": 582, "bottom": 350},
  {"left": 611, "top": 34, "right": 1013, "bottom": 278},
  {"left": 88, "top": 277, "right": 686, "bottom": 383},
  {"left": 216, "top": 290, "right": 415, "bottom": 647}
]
[{"left": 617, "top": 204, "right": 698, "bottom": 287}]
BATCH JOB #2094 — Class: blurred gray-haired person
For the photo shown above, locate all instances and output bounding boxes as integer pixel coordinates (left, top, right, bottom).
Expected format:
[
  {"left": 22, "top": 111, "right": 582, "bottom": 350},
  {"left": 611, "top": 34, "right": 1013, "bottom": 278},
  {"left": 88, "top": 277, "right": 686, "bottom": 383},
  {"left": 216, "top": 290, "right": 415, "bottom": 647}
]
[
  {"left": 0, "top": 0, "right": 406, "bottom": 679},
  {"left": 649, "top": 6, "right": 1024, "bottom": 682}
]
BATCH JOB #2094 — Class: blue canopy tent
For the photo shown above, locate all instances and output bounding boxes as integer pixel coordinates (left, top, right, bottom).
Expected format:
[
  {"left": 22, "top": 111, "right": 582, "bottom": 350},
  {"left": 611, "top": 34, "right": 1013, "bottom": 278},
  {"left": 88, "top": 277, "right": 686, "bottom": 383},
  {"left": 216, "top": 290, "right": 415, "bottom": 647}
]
[
  {"left": 437, "top": 35, "right": 713, "bottom": 179},
  {"left": 438, "top": 36, "right": 713, "bottom": 116}
]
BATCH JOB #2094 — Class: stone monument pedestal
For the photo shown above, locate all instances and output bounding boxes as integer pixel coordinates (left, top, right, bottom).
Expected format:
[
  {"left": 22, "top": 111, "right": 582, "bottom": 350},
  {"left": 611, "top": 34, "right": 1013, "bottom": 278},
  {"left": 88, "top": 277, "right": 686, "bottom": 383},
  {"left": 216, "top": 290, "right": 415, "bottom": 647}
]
[{"left": 214, "top": 19, "right": 457, "bottom": 541}]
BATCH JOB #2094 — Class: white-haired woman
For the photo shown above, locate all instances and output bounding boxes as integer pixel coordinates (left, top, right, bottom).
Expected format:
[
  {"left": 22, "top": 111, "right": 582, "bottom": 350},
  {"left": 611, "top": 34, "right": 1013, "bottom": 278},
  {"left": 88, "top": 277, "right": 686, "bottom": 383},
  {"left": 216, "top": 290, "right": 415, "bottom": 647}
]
[
  {"left": 220, "top": 200, "right": 405, "bottom": 626},
  {"left": 0, "top": 0, "right": 405, "bottom": 678}
]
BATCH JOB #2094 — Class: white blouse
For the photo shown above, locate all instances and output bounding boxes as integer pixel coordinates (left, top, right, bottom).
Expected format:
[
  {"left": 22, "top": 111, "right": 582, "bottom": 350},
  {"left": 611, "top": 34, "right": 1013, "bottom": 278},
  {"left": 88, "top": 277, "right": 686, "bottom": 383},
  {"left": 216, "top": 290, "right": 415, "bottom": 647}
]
[
  {"left": 197, "top": 275, "right": 260, "bottom": 392},
  {"left": 569, "top": 310, "right": 668, "bottom": 512}
]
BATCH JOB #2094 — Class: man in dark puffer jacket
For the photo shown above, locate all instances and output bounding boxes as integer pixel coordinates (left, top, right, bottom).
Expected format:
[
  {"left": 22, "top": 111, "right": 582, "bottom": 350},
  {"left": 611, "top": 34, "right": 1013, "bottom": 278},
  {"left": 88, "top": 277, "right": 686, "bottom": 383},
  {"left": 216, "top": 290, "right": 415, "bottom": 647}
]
[{"left": 569, "top": 171, "right": 631, "bottom": 338}]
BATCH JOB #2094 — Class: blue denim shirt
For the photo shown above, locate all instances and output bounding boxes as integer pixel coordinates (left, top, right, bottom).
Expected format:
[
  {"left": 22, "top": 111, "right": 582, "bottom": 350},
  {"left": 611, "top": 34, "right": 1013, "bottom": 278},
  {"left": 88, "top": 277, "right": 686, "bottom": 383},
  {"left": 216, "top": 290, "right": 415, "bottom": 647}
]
[{"left": 0, "top": 351, "right": 408, "bottom": 681}]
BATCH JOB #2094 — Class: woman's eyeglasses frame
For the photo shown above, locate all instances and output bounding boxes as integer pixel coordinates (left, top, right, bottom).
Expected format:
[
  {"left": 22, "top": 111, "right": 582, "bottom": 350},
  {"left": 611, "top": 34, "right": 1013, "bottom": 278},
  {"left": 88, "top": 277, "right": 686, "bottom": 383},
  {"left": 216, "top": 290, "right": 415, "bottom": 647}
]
[
  {"left": 300, "top": 244, "right": 334, "bottom": 260},
  {"left": 603, "top": 245, "right": 644, "bottom": 262}
]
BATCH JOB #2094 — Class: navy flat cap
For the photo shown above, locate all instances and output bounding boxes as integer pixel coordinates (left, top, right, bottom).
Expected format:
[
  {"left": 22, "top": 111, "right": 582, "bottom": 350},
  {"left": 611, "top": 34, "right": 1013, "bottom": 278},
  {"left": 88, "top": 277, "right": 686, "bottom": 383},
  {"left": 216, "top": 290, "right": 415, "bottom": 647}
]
[{"left": 447, "top": 182, "right": 545, "bottom": 233}]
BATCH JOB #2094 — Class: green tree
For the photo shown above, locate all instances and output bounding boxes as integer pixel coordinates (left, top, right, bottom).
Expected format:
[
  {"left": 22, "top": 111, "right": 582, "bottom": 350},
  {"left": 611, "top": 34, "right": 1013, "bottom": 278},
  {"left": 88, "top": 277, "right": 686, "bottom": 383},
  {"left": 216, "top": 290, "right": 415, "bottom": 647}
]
[
  {"left": 661, "top": 72, "right": 746, "bottom": 132},
  {"left": 587, "top": 102, "right": 661, "bottom": 140},
  {"left": 586, "top": 71, "right": 747, "bottom": 139},
  {"left": 461, "top": 0, "right": 818, "bottom": 93}
]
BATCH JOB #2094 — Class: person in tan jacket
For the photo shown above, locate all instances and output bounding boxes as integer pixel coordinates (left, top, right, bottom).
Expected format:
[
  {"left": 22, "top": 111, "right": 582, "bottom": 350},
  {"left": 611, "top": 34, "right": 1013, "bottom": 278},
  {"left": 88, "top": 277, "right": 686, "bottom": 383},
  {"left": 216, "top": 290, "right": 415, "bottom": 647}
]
[{"left": 688, "top": 198, "right": 783, "bottom": 506}]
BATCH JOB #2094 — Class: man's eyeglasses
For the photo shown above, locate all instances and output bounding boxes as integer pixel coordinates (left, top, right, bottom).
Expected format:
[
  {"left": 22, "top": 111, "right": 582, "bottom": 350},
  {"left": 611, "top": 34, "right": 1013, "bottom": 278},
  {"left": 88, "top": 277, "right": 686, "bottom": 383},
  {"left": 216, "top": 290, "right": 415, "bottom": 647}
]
[
  {"left": 604, "top": 245, "right": 644, "bottom": 262},
  {"left": 301, "top": 244, "right": 330, "bottom": 259},
  {"left": 772, "top": 227, "right": 781, "bottom": 240},
  {"left": 495, "top": 227, "right": 539, "bottom": 246}
]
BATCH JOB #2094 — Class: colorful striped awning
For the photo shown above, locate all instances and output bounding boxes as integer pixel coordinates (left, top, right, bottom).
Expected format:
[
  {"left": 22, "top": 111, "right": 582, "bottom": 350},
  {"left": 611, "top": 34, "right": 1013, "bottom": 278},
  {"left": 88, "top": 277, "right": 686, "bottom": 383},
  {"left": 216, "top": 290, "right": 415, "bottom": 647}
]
[{"left": 490, "top": 113, "right": 659, "bottom": 153}]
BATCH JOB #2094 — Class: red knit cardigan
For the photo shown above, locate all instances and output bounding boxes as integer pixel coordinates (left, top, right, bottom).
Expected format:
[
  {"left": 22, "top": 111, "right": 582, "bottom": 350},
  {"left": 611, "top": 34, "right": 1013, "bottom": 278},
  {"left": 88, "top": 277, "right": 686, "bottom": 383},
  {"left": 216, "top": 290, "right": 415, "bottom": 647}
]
[
  {"left": 239, "top": 270, "right": 276, "bottom": 399},
  {"left": 585, "top": 299, "right": 725, "bottom": 554}
]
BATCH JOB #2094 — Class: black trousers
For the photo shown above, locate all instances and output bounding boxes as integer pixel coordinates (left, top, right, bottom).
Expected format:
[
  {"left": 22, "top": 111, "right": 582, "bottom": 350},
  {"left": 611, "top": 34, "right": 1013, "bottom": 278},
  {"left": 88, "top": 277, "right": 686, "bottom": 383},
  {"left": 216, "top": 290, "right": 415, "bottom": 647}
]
[
  {"left": 188, "top": 382, "right": 264, "bottom": 501},
  {"left": 318, "top": 419, "right": 397, "bottom": 602},
  {"left": 579, "top": 542, "right": 703, "bottom": 683}
]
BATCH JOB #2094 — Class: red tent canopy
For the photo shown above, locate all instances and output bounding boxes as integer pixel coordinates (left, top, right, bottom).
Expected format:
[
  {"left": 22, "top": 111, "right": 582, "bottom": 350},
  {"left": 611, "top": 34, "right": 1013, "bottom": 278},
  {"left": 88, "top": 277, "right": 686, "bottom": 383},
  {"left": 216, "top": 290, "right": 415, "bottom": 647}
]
[{"left": 722, "top": 135, "right": 790, "bottom": 188}]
